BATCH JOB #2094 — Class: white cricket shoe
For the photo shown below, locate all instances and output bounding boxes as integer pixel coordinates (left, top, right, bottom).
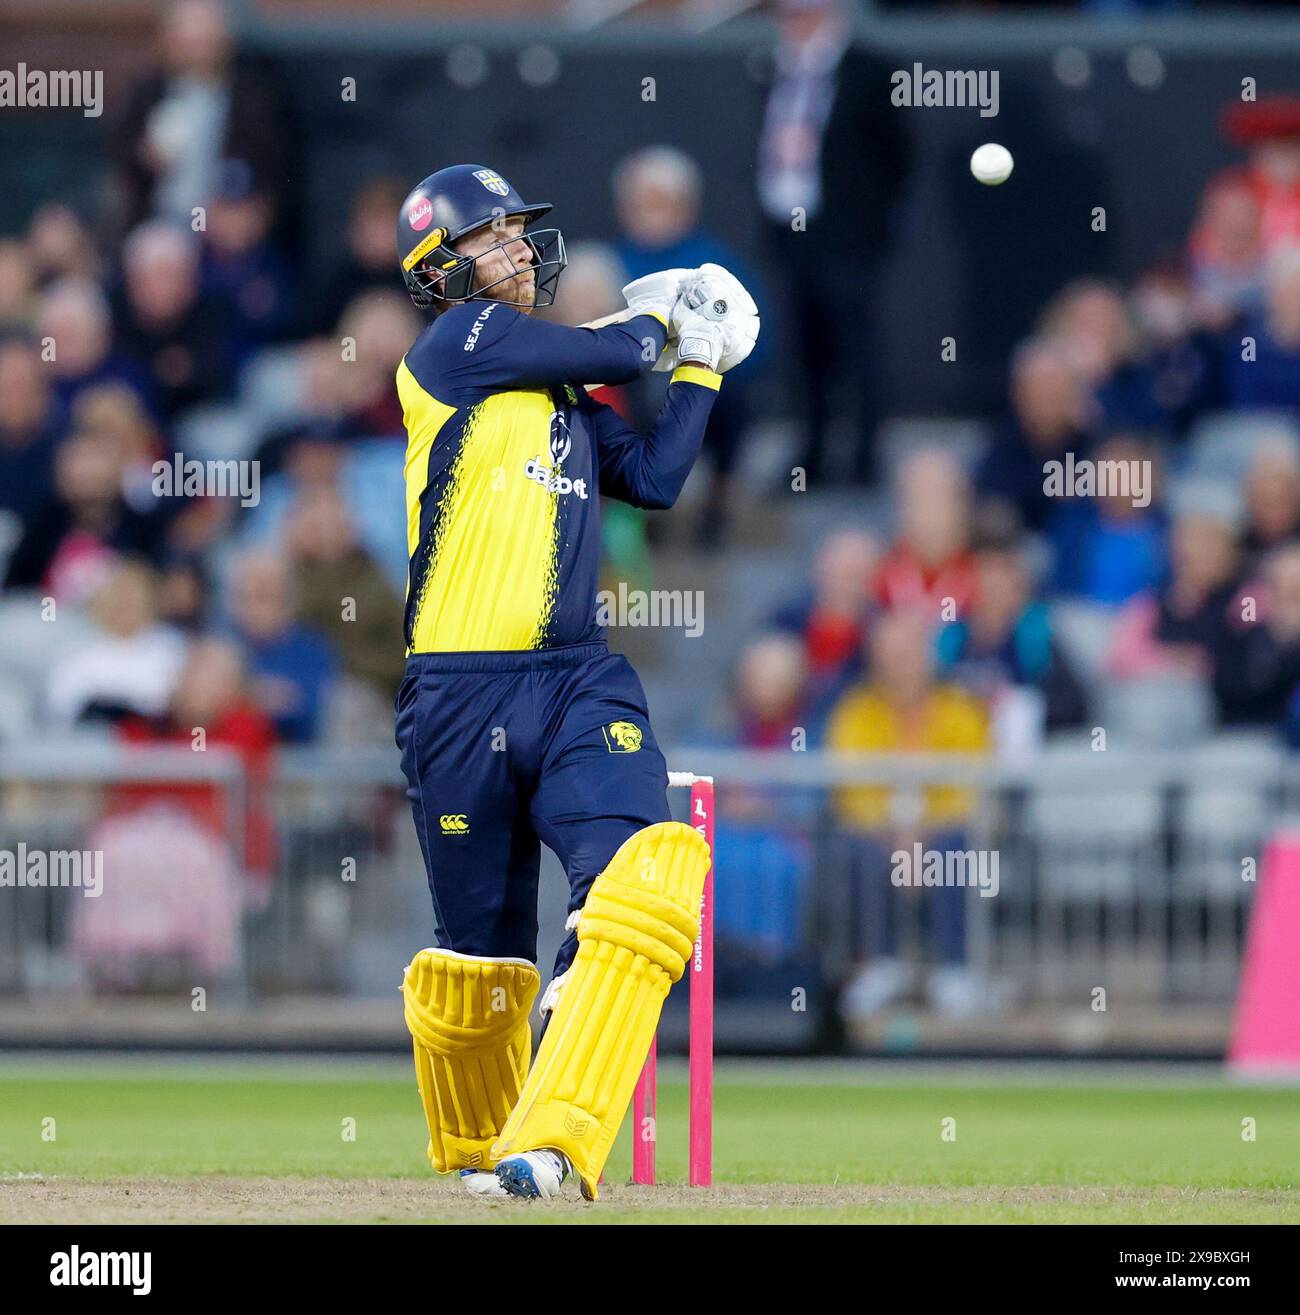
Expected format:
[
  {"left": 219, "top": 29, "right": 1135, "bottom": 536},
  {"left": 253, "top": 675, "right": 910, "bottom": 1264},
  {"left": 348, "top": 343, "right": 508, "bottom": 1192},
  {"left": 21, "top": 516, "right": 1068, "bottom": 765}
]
[
  {"left": 927, "top": 966, "right": 1016, "bottom": 1018},
  {"left": 839, "top": 957, "right": 913, "bottom": 1020},
  {"left": 926, "top": 965, "right": 984, "bottom": 1018},
  {"left": 494, "top": 1149, "right": 573, "bottom": 1199},
  {"left": 459, "top": 1168, "right": 508, "bottom": 1198}
]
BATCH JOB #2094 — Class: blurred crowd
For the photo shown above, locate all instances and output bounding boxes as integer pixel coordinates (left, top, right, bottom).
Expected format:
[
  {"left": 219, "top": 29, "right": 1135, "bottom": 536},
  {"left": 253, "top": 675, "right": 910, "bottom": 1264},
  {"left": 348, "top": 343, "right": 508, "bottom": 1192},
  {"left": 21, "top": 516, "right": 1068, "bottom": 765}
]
[
  {"left": 0, "top": 0, "right": 798, "bottom": 764},
  {"left": 714, "top": 86, "right": 1300, "bottom": 1018},
  {"left": 0, "top": 1, "right": 813, "bottom": 982},
  {"left": 731, "top": 93, "right": 1300, "bottom": 758},
  {"left": 5, "top": 0, "right": 1300, "bottom": 1000},
  {"left": 0, "top": 0, "right": 419, "bottom": 763},
  {"left": 0, "top": 1, "right": 433, "bottom": 980}
]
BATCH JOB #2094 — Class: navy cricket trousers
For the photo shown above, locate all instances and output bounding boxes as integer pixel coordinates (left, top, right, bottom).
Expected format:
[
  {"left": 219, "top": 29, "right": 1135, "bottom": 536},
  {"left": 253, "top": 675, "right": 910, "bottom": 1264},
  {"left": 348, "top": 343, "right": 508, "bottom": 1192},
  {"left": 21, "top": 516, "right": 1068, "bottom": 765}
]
[{"left": 395, "top": 641, "right": 671, "bottom": 980}]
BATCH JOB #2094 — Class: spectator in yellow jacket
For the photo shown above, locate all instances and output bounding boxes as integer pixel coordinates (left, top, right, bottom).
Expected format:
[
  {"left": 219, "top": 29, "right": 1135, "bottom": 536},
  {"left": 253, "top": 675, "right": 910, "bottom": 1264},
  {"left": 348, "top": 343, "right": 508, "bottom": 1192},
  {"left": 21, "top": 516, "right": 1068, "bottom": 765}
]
[
  {"left": 826, "top": 609, "right": 989, "bottom": 833},
  {"left": 824, "top": 609, "right": 991, "bottom": 1020}
]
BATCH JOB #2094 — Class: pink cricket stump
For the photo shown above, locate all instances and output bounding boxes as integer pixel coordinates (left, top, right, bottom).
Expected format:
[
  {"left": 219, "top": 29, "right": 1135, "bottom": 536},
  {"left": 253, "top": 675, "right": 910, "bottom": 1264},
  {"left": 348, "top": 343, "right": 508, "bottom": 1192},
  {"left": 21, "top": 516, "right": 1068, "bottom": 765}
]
[
  {"left": 631, "top": 771, "right": 714, "bottom": 1187},
  {"left": 632, "top": 1035, "right": 656, "bottom": 1183},
  {"left": 689, "top": 776, "right": 715, "bottom": 1187}
]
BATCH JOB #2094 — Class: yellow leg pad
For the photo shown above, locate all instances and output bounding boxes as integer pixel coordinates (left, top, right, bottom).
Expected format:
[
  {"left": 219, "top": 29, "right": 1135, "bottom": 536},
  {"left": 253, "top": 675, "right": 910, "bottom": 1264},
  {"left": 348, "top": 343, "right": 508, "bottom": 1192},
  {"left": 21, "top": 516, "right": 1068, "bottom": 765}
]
[
  {"left": 401, "top": 948, "right": 540, "bottom": 1174},
  {"left": 491, "top": 821, "right": 710, "bottom": 1198}
]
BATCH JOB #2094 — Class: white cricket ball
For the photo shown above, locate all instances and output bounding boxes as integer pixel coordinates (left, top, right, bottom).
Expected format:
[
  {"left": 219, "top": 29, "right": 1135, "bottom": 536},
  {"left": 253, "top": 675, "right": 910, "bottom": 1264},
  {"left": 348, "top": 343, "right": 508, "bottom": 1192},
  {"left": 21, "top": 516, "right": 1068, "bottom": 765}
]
[{"left": 970, "top": 142, "right": 1014, "bottom": 186}]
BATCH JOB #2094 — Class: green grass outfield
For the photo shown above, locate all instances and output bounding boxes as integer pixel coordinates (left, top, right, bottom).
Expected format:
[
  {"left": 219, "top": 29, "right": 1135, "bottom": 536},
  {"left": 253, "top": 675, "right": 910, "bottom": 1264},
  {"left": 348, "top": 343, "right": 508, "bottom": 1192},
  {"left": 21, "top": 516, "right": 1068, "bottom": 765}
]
[{"left": 1, "top": 1059, "right": 1296, "bottom": 1223}]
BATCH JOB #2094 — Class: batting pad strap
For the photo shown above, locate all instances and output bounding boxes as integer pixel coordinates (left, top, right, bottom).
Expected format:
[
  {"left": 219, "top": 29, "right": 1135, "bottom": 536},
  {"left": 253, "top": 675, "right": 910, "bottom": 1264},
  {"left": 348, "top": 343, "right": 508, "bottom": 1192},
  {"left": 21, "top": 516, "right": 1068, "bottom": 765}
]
[
  {"left": 671, "top": 364, "right": 722, "bottom": 391},
  {"left": 491, "top": 822, "right": 711, "bottom": 1198},
  {"left": 403, "top": 949, "right": 538, "bottom": 1052},
  {"left": 402, "top": 949, "right": 540, "bottom": 1174},
  {"left": 578, "top": 884, "right": 698, "bottom": 982}
]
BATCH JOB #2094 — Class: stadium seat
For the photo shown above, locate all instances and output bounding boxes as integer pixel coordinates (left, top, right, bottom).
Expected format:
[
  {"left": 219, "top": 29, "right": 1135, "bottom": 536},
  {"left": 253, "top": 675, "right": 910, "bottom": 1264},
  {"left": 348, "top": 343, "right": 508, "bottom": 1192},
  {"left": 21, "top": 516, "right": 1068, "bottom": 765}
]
[
  {"left": 1097, "top": 674, "right": 1214, "bottom": 750},
  {"left": 1185, "top": 409, "right": 1300, "bottom": 484},
  {"left": 1048, "top": 600, "right": 1119, "bottom": 694},
  {"left": 173, "top": 401, "right": 260, "bottom": 462},
  {"left": 1028, "top": 782, "right": 1163, "bottom": 897}
]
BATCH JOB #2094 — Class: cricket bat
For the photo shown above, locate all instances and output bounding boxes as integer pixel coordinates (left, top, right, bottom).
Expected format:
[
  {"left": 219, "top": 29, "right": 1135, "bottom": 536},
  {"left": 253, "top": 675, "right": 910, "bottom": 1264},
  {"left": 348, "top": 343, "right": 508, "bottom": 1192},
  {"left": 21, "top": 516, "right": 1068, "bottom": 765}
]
[
  {"left": 579, "top": 308, "right": 636, "bottom": 331},
  {"left": 578, "top": 307, "right": 637, "bottom": 391}
]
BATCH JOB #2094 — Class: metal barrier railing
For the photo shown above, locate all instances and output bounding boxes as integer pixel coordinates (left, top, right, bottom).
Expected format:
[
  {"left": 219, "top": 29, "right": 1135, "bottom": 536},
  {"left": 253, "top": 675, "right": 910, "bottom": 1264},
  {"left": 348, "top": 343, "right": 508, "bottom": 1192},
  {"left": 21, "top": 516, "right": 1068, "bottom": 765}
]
[{"left": 0, "top": 743, "right": 1287, "bottom": 1012}]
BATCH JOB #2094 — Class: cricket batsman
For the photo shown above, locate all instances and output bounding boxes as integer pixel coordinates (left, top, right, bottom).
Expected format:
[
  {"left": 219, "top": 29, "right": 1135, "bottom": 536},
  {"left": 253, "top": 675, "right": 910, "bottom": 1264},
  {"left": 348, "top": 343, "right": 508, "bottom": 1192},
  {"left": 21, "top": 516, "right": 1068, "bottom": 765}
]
[{"left": 391, "top": 164, "right": 757, "bottom": 1199}]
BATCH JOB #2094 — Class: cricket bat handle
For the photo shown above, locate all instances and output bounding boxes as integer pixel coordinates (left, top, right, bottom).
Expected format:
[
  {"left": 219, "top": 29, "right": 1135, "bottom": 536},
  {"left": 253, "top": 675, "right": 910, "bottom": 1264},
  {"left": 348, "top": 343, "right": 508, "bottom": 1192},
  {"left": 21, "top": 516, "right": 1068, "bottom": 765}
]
[
  {"left": 578, "top": 307, "right": 636, "bottom": 390},
  {"left": 579, "top": 308, "right": 636, "bottom": 331}
]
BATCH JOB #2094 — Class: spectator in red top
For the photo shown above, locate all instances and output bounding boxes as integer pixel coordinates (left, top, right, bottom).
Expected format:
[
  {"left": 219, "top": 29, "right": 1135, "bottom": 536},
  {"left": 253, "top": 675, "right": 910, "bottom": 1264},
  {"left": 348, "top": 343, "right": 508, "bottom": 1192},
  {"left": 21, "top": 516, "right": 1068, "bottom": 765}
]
[
  {"left": 875, "top": 449, "right": 977, "bottom": 618},
  {"left": 724, "top": 633, "right": 813, "bottom": 827},
  {"left": 715, "top": 633, "right": 818, "bottom": 955},
  {"left": 733, "top": 632, "right": 809, "bottom": 752},
  {"left": 770, "top": 529, "right": 879, "bottom": 684},
  {"left": 1215, "top": 98, "right": 1300, "bottom": 259},
  {"left": 116, "top": 637, "right": 278, "bottom": 886}
]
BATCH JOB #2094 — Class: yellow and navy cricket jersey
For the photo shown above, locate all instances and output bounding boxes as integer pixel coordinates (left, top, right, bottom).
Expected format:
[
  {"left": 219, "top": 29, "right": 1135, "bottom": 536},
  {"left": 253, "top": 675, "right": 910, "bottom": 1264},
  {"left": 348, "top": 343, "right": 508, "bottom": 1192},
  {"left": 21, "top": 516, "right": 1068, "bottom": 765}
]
[{"left": 396, "top": 300, "right": 720, "bottom": 653}]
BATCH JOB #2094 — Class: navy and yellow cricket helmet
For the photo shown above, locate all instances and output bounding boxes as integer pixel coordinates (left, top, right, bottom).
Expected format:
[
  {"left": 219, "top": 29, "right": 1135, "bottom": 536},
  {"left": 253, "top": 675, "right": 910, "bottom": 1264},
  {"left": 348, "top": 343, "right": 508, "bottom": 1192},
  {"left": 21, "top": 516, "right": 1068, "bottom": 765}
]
[{"left": 396, "top": 164, "right": 566, "bottom": 312}]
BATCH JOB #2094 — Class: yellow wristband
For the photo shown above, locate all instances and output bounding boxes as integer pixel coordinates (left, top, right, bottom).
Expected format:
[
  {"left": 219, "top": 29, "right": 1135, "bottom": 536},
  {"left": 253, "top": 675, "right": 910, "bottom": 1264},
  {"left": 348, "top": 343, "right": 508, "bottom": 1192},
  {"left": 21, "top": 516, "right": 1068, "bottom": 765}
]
[{"left": 670, "top": 364, "right": 722, "bottom": 391}]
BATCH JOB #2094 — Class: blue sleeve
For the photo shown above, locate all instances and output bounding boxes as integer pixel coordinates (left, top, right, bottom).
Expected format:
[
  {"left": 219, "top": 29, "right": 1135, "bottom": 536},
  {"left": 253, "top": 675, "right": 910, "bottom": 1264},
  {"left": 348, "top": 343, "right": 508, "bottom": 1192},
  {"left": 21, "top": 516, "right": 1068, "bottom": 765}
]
[
  {"left": 934, "top": 621, "right": 967, "bottom": 670},
  {"left": 407, "top": 301, "right": 667, "bottom": 394},
  {"left": 583, "top": 372, "right": 719, "bottom": 510}
]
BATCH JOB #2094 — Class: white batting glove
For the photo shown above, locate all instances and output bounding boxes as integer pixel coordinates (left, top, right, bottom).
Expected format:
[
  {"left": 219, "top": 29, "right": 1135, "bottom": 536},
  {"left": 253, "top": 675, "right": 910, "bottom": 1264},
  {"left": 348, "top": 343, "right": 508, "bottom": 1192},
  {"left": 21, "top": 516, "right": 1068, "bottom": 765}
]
[
  {"left": 685, "top": 263, "right": 758, "bottom": 320},
  {"left": 690, "top": 264, "right": 760, "bottom": 371},
  {"left": 663, "top": 264, "right": 760, "bottom": 373},
  {"left": 673, "top": 313, "right": 727, "bottom": 372},
  {"left": 654, "top": 311, "right": 743, "bottom": 373},
  {"left": 621, "top": 268, "right": 693, "bottom": 325}
]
